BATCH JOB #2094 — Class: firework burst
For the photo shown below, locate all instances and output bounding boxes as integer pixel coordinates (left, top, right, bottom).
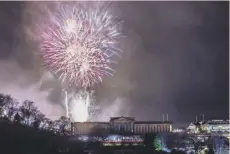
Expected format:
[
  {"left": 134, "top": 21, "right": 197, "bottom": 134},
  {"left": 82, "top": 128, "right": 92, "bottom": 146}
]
[{"left": 40, "top": 4, "right": 123, "bottom": 88}]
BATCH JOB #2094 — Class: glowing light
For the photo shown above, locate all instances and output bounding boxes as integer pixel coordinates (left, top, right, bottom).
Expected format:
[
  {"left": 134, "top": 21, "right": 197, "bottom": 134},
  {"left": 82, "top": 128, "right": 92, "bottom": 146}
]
[
  {"left": 33, "top": 3, "right": 124, "bottom": 121},
  {"left": 39, "top": 4, "right": 123, "bottom": 88},
  {"left": 68, "top": 90, "right": 92, "bottom": 122},
  {"left": 65, "top": 19, "right": 77, "bottom": 34},
  {"left": 70, "top": 99, "right": 88, "bottom": 122}
]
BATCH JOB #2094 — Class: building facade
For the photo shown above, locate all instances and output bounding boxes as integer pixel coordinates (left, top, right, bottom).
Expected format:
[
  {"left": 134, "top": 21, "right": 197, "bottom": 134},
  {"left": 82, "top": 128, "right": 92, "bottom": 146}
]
[
  {"left": 200, "top": 120, "right": 229, "bottom": 133},
  {"left": 71, "top": 116, "right": 173, "bottom": 135},
  {"left": 186, "top": 120, "right": 229, "bottom": 134}
]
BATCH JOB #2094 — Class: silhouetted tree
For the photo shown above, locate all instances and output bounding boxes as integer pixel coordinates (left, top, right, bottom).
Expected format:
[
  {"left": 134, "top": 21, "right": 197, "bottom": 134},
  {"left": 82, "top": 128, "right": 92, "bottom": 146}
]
[
  {"left": 33, "top": 111, "right": 45, "bottom": 129},
  {"left": 208, "top": 149, "right": 214, "bottom": 154},
  {"left": 54, "top": 116, "right": 71, "bottom": 135},
  {"left": 0, "top": 93, "right": 67, "bottom": 137},
  {"left": 45, "top": 118, "right": 54, "bottom": 131},
  {"left": 6, "top": 99, "right": 19, "bottom": 120},
  {"left": 14, "top": 113, "right": 21, "bottom": 123},
  {"left": 0, "top": 94, "right": 6, "bottom": 115},
  {"left": 19, "top": 100, "right": 37, "bottom": 125},
  {"left": 0, "top": 94, "right": 14, "bottom": 118},
  {"left": 170, "top": 149, "right": 186, "bottom": 154},
  {"left": 144, "top": 133, "right": 156, "bottom": 148}
]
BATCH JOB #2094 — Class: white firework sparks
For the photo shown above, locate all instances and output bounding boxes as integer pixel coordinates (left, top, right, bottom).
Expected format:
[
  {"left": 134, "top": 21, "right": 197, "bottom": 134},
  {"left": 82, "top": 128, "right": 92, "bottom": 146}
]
[
  {"left": 67, "top": 90, "right": 94, "bottom": 122},
  {"left": 40, "top": 3, "right": 123, "bottom": 88}
]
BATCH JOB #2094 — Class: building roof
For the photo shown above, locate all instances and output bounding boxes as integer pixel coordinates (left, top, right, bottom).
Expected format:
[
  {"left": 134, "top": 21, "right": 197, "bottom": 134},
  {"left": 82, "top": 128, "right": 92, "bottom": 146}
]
[
  {"left": 110, "top": 116, "right": 135, "bottom": 121},
  {"left": 205, "top": 120, "right": 229, "bottom": 125},
  {"left": 134, "top": 121, "right": 173, "bottom": 124},
  {"left": 72, "top": 122, "right": 109, "bottom": 124}
]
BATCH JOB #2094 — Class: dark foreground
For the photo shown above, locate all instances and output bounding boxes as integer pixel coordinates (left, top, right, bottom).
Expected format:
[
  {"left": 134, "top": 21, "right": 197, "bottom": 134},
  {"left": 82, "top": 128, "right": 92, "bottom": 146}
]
[{"left": 0, "top": 120, "right": 192, "bottom": 154}]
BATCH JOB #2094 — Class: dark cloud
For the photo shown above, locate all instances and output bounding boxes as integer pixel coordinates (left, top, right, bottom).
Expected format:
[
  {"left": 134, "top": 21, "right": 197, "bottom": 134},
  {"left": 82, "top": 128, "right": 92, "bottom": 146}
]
[{"left": 97, "top": 2, "right": 229, "bottom": 127}]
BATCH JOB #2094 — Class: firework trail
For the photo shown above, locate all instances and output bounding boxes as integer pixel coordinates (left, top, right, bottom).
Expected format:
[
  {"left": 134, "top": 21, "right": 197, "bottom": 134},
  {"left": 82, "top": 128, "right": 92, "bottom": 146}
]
[
  {"left": 64, "top": 90, "right": 69, "bottom": 118},
  {"left": 40, "top": 3, "right": 123, "bottom": 88},
  {"left": 67, "top": 90, "right": 96, "bottom": 122}
]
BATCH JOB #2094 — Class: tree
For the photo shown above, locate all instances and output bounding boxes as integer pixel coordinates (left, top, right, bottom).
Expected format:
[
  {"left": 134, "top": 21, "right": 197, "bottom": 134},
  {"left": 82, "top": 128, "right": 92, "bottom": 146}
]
[
  {"left": 44, "top": 118, "right": 53, "bottom": 130},
  {"left": 187, "top": 134, "right": 211, "bottom": 154},
  {"left": 170, "top": 149, "right": 186, "bottom": 154},
  {"left": 54, "top": 116, "right": 71, "bottom": 135},
  {"left": 0, "top": 94, "right": 14, "bottom": 118},
  {"left": 14, "top": 113, "right": 21, "bottom": 123},
  {"left": 212, "top": 136, "right": 229, "bottom": 154},
  {"left": 33, "top": 111, "right": 45, "bottom": 129},
  {"left": 0, "top": 93, "right": 75, "bottom": 137},
  {"left": 154, "top": 135, "right": 163, "bottom": 151},
  {"left": 154, "top": 134, "right": 170, "bottom": 152},
  {"left": 208, "top": 149, "right": 214, "bottom": 154},
  {"left": 0, "top": 94, "right": 6, "bottom": 114},
  {"left": 6, "top": 99, "right": 19, "bottom": 121},
  {"left": 19, "top": 100, "right": 37, "bottom": 125},
  {"left": 144, "top": 133, "right": 156, "bottom": 148}
]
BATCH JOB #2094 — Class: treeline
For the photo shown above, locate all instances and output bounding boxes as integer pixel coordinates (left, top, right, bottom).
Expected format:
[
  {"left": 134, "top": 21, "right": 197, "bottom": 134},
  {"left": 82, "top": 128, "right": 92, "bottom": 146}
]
[
  {"left": 0, "top": 93, "right": 70, "bottom": 135},
  {"left": 0, "top": 93, "right": 225, "bottom": 154},
  {"left": 0, "top": 93, "right": 185, "bottom": 154},
  {"left": 0, "top": 93, "right": 80, "bottom": 154}
]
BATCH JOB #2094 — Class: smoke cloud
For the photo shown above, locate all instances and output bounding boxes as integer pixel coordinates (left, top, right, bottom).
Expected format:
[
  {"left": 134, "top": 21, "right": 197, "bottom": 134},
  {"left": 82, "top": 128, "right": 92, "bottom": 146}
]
[
  {"left": 0, "top": 60, "right": 64, "bottom": 120},
  {"left": 94, "top": 97, "right": 131, "bottom": 121}
]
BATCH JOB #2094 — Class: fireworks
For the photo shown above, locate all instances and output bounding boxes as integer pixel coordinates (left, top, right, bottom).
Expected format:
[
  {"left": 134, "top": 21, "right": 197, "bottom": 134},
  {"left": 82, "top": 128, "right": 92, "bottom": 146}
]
[
  {"left": 67, "top": 90, "right": 94, "bottom": 122},
  {"left": 40, "top": 4, "right": 123, "bottom": 88},
  {"left": 31, "top": 2, "right": 124, "bottom": 122}
]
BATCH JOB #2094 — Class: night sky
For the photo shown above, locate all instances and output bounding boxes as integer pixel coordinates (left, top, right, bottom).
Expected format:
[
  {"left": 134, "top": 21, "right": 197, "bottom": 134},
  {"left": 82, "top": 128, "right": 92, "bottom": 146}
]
[{"left": 0, "top": 2, "right": 228, "bottom": 128}]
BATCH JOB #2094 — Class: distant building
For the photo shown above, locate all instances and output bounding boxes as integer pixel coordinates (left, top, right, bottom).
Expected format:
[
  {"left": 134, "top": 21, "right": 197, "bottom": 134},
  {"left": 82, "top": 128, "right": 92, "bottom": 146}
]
[
  {"left": 187, "top": 122, "right": 200, "bottom": 134},
  {"left": 186, "top": 120, "right": 229, "bottom": 134},
  {"left": 71, "top": 116, "right": 173, "bottom": 135},
  {"left": 172, "top": 127, "right": 186, "bottom": 133},
  {"left": 200, "top": 120, "right": 229, "bottom": 133}
]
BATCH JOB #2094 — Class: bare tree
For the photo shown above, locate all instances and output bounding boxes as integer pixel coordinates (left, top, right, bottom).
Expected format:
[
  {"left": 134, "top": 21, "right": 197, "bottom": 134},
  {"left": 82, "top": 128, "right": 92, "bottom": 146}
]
[
  {"left": 54, "top": 116, "right": 71, "bottom": 135},
  {"left": 0, "top": 94, "right": 6, "bottom": 114},
  {"left": 19, "top": 100, "right": 37, "bottom": 125},
  {"left": 33, "top": 110, "right": 45, "bottom": 129},
  {"left": 6, "top": 99, "right": 19, "bottom": 121},
  {"left": 0, "top": 94, "right": 13, "bottom": 118}
]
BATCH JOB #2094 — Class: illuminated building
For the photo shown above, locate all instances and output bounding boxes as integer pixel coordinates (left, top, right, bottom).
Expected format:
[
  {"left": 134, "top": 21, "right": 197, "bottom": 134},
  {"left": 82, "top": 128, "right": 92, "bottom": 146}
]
[
  {"left": 200, "top": 120, "right": 229, "bottom": 133},
  {"left": 71, "top": 116, "right": 173, "bottom": 135},
  {"left": 186, "top": 120, "right": 229, "bottom": 134},
  {"left": 187, "top": 122, "right": 200, "bottom": 134},
  {"left": 69, "top": 134, "right": 145, "bottom": 146},
  {"left": 172, "top": 128, "right": 186, "bottom": 133}
]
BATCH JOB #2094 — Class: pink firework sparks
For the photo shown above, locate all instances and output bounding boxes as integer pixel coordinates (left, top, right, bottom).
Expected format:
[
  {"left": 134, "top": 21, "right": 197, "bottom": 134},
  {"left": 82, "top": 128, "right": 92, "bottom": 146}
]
[{"left": 39, "top": 4, "right": 123, "bottom": 88}]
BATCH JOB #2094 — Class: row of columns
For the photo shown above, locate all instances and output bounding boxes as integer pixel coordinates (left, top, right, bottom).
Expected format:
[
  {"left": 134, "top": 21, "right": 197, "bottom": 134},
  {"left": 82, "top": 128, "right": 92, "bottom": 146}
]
[
  {"left": 72, "top": 123, "right": 172, "bottom": 135},
  {"left": 113, "top": 123, "right": 133, "bottom": 132},
  {"left": 134, "top": 124, "right": 170, "bottom": 133}
]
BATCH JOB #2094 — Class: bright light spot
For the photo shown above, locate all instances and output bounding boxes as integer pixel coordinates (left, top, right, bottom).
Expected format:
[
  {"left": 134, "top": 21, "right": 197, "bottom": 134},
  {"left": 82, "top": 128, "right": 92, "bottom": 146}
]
[
  {"left": 71, "top": 100, "right": 88, "bottom": 122},
  {"left": 65, "top": 19, "right": 77, "bottom": 34},
  {"left": 3, "top": 109, "right": 7, "bottom": 116},
  {"left": 80, "top": 62, "right": 90, "bottom": 73},
  {"left": 69, "top": 91, "right": 91, "bottom": 122},
  {"left": 66, "top": 45, "right": 76, "bottom": 57}
]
